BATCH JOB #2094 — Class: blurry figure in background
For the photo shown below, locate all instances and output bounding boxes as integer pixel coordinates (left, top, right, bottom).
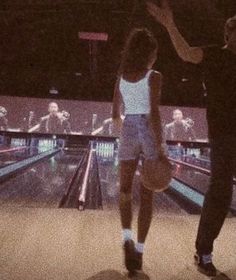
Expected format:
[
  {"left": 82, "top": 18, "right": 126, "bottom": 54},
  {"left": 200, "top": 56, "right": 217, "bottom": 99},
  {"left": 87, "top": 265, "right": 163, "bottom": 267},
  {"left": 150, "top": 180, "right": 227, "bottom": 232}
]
[
  {"left": 91, "top": 115, "right": 125, "bottom": 136},
  {"left": 60, "top": 110, "right": 70, "bottom": 122},
  {"left": 28, "top": 111, "right": 37, "bottom": 129},
  {"left": 21, "top": 111, "right": 38, "bottom": 131},
  {"left": 102, "top": 117, "right": 123, "bottom": 136},
  {"left": 91, "top": 107, "right": 125, "bottom": 136},
  {"left": 40, "top": 103, "right": 71, "bottom": 134},
  {"left": 29, "top": 102, "right": 71, "bottom": 134},
  {"left": 0, "top": 106, "right": 8, "bottom": 131},
  {"left": 91, "top": 113, "right": 97, "bottom": 133},
  {"left": 165, "top": 109, "right": 196, "bottom": 141},
  {"left": 101, "top": 118, "right": 113, "bottom": 135}
]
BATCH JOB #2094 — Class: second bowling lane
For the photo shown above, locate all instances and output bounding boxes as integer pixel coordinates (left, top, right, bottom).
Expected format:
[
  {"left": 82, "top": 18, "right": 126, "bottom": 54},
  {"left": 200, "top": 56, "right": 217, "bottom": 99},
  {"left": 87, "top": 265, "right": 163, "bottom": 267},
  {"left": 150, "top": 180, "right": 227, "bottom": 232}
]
[
  {"left": 172, "top": 162, "right": 236, "bottom": 210},
  {"left": 0, "top": 149, "right": 86, "bottom": 208},
  {"left": 0, "top": 147, "right": 39, "bottom": 168}
]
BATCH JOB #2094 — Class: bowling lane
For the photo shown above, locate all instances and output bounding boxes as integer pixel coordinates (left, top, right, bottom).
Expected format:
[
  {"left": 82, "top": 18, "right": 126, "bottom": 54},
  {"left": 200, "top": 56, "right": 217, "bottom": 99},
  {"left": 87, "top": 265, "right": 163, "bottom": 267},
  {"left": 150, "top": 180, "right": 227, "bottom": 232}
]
[
  {"left": 0, "top": 147, "right": 39, "bottom": 168},
  {"left": 171, "top": 161, "right": 236, "bottom": 210},
  {"left": 0, "top": 149, "right": 86, "bottom": 208},
  {"left": 99, "top": 164, "right": 188, "bottom": 214},
  {"left": 94, "top": 148, "right": 188, "bottom": 215}
]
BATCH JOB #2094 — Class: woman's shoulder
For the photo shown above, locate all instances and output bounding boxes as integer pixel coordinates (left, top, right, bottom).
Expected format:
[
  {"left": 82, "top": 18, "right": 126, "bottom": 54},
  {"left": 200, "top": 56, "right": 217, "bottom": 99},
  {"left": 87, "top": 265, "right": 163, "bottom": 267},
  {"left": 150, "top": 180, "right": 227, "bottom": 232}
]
[
  {"left": 149, "top": 70, "right": 163, "bottom": 84},
  {"left": 150, "top": 70, "right": 162, "bottom": 78},
  {"left": 121, "top": 69, "right": 150, "bottom": 83}
]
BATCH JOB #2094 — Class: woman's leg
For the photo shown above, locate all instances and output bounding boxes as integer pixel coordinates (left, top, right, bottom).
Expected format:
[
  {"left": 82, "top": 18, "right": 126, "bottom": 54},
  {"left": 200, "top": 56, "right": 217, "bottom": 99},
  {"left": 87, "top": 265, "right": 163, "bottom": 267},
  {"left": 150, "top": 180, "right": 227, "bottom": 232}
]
[
  {"left": 119, "top": 159, "right": 138, "bottom": 230},
  {"left": 119, "top": 159, "right": 139, "bottom": 272},
  {"left": 137, "top": 118, "right": 155, "bottom": 246},
  {"left": 137, "top": 183, "right": 154, "bottom": 243}
]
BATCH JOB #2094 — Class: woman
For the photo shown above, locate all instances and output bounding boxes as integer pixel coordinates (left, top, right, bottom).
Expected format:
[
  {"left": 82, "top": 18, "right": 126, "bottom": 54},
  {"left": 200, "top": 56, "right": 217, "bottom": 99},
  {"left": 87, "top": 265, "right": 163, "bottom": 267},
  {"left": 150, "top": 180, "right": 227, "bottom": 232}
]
[{"left": 112, "top": 28, "right": 165, "bottom": 272}]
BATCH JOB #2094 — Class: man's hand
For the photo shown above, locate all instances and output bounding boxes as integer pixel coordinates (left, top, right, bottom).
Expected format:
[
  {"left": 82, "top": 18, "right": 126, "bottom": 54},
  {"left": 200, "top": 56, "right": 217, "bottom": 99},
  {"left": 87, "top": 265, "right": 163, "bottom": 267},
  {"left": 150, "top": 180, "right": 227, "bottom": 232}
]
[{"left": 146, "top": 0, "right": 174, "bottom": 28}]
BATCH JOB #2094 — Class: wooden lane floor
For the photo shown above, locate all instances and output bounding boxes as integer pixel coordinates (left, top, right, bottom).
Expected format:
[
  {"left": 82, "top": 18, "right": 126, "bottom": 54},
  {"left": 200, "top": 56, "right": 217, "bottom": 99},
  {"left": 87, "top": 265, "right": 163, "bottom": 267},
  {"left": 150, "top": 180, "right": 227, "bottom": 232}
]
[
  {"left": 0, "top": 150, "right": 85, "bottom": 208},
  {"left": 0, "top": 207, "right": 235, "bottom": 280},
  {"left": 95, "top": 155, "right": 189, "bottom": 214}
]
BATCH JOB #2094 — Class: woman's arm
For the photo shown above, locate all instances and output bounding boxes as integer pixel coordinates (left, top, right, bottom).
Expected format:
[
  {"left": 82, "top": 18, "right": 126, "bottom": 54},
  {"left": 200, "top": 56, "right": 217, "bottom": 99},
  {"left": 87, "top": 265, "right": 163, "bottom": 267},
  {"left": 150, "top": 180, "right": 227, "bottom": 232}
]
[
  {"left": 112, "top": 78, "right": 122, "bottom": 120},
  {"left": 112, "top": 78, "right": 123, "bottom": 135},
  {"left": 149, "top": 71, "right": 163, "bottom": 148}
]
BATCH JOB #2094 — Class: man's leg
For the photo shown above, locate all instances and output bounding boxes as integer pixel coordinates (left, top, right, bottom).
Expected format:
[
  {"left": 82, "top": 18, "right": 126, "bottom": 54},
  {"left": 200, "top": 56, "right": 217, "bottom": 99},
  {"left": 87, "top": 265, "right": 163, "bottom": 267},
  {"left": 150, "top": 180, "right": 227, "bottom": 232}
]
[{"left": 195, "top": 138, "right": 234, "bottom": 275}]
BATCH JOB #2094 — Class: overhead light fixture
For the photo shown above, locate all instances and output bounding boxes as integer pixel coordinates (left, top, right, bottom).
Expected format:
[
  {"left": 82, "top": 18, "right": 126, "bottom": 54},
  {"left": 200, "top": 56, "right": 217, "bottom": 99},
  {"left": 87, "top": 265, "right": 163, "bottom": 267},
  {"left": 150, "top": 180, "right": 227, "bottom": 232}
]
[
  {"left": 49, "top": 87, "right": 59, "bottom": 95},
  {"left": 78, "top": 32, "right": 108, "bottom": 41},
  {"left": 75, "top": 72, "right": 82, "bottom": 76}
]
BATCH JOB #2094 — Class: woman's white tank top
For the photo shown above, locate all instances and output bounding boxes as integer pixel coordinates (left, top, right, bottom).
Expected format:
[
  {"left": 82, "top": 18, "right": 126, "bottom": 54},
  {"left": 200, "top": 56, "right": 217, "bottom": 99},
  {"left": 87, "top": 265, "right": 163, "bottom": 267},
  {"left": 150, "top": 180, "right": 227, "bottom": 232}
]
[{"left": 119, "top": 70, "right": 153, "bottom": 115}]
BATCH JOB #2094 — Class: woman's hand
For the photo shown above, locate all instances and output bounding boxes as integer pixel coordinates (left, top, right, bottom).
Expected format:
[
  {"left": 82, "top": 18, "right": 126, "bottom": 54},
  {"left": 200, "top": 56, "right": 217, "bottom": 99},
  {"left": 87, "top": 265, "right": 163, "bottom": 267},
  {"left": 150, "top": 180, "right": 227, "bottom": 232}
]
[{"left": 146, "top": 0, "right": 174, "bottom": 28}]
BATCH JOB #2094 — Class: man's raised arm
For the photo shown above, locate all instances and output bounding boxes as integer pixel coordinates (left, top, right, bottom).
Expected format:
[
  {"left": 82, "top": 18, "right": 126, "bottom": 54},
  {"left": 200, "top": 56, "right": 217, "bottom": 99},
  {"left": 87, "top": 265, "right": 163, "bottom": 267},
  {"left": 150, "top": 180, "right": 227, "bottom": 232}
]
[{"left": 147, "top": 0, "right": 203, "bottom": 64}]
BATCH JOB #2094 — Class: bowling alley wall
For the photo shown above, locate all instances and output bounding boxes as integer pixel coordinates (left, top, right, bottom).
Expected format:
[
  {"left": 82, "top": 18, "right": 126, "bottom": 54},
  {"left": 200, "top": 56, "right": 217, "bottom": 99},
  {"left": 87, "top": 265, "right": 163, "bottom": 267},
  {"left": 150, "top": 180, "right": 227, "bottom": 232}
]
[{"left": 0, "top": 95, "right": 208, "bottom": 142}]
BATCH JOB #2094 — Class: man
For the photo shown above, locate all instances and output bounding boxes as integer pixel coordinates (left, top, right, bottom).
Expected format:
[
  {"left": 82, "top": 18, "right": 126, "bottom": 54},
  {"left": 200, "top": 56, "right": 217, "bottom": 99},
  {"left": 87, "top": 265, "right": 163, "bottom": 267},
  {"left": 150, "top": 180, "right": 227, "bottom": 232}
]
[
  {"left": 147, "top": 1, "right": 236, "bottom": 277},
  {"left": 0, "top": 106, "right": 8, "bottom": 131},
  {"left": 39, "top": 102, "right": 71, "bottom": 134},
  {"left": 91, "top": 116, "right": 124, "bottom": 136},
  {"left": 21, "top": 111, "right": 38, "bottom": 131},
  {"left": 0, "top": 106, "right": 8, "bottom": 145},
  {"left": 165, "top": 109, "right": 196, "bottom": 141}
]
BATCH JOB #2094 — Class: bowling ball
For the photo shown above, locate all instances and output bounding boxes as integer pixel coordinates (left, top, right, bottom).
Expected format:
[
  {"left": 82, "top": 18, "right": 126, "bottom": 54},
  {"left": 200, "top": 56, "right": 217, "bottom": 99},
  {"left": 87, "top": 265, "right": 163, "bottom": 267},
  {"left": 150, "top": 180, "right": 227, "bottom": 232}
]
[{"left": 141, "top": 155, "right": 172, "bottom": 192}]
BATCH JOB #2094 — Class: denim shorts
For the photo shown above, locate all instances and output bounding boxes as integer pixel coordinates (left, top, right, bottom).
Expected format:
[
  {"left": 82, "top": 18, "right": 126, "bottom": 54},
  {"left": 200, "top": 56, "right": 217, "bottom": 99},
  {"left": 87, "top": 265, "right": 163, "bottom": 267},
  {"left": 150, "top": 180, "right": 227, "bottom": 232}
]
[{"left": 118, "top": 115, "right": 158, "bottom": 161}]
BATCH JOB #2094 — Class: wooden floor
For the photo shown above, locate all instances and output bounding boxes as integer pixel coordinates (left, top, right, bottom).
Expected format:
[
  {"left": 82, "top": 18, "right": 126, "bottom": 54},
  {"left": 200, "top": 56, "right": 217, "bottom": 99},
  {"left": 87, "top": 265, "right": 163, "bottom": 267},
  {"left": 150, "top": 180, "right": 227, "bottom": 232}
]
[{"left": 0, "top": 207, "right": 235, "bottom": 280}]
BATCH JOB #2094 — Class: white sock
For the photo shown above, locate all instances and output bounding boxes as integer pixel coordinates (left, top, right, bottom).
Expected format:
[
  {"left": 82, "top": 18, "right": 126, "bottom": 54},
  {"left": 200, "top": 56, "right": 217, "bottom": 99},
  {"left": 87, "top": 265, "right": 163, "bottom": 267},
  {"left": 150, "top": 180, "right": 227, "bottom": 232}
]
[
  {"left": 122, "top": 229, "right": 132, "bottom": 242},
  {"left": 202, "top": 254, "right": 213, "bottom": 264},
  {"left": 135, "top": 242, "right": 144, "bottom": 253}
]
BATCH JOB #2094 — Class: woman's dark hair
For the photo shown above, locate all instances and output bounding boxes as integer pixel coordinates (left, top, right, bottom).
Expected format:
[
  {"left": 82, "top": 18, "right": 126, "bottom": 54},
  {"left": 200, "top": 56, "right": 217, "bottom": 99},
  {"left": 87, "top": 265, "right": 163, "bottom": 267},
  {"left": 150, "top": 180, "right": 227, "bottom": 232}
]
[{"left": 119, "top": 28, "right": 158, "bottom": 75}]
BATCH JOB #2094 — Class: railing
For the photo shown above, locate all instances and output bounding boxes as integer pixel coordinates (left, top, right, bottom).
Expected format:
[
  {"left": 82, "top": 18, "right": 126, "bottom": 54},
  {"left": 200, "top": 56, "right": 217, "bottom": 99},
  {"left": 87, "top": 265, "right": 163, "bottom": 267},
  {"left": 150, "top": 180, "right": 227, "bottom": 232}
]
[
  {"left": 58, "top": 148, "right": 89, "bottom": 208},
  {"left": 169, "top": 157, "right": 236, "bottom": 184},
  {"left": 169, "top": 157, "right": 236, "bottom": 214},
  {"left": 0, "top": 146, "right": 27, "bottom": 154},
  {"left": 78, "top": 143, "right": 94, "bottom": 210},
  {"left": 0, "top": 148, "right": 60, "bottom": 182},
  {"left": 169, "top": 157, "right": 211, "bottom": 176}
]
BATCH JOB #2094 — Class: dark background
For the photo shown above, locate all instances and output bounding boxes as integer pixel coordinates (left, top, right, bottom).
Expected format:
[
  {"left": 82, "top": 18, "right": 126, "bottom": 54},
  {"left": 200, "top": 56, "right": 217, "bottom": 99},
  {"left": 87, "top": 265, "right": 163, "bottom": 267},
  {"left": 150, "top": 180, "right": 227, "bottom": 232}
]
[{"left": 0, "top": 0, "right": 236, "bottom": 106}]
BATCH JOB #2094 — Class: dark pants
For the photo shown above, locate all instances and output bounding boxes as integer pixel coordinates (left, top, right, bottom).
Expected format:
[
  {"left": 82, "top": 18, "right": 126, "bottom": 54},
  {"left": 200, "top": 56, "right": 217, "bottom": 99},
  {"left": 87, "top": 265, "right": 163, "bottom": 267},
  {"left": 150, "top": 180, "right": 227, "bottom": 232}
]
[{"left": 196, "top": 136, "right": 236, "bottom": 255}]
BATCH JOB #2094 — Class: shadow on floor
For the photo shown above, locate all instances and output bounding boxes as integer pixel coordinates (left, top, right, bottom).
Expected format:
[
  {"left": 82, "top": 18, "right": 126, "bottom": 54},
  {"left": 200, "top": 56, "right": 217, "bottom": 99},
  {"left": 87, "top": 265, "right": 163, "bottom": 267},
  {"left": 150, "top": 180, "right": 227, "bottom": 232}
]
[
  {"left": 212, "top": 271, "right": 234, "bottom": 280},
  {"left": 85, "top": 270, "right": 150, "bottom": 280}
]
